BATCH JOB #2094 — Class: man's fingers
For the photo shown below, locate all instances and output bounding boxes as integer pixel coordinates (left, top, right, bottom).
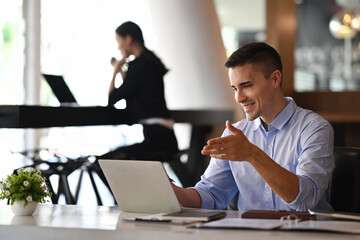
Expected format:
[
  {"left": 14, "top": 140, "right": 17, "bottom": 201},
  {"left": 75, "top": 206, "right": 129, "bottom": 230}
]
[
  {"left": 226, "top": 120, "right": 242, "bottom": 135},
  {"left": 202, "top": 145, "right": 226, "bottom": 155},
  {"left": 210, "top": 154, "right": 229, "bottom": 160},
  {"left": 207, "top": 136, "right": 230, "bottom": 145}
]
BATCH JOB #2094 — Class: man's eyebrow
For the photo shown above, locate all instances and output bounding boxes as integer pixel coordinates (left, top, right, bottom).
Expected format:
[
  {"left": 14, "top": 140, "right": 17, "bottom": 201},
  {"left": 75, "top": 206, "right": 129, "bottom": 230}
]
[
  {"left": 231, "top": 81, "right": 252, "bottom": 89},
  {"left": 238, "top": 81, "right": 252, "bottom": 87}
]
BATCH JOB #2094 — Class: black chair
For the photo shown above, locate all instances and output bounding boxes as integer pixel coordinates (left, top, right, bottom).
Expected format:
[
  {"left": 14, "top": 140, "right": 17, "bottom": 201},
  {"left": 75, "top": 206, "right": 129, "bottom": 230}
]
[
  {"left": 12, "top": 149, "right": 87, "bottom": 205},
  {"left": 330, "top": 146, "right": 360, "bottom": 213},
  {"left": 77, "top": 159, "right": 109, "bottom": 206},
  {"left": 227, "top": 191, "right": 239, "bottom": 210},
  {"left": 145, "top": 149, "right": 194, "bottom": 188}
]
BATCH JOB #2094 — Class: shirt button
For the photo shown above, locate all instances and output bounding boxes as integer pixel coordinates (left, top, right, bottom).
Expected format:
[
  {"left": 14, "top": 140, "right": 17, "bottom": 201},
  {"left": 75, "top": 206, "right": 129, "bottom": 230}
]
[
  {"left": 266, "top": 191, "right": 270, "bottom": 195},
  {"left": 268, "top": 144, "right": 272, "bottom": 149}
]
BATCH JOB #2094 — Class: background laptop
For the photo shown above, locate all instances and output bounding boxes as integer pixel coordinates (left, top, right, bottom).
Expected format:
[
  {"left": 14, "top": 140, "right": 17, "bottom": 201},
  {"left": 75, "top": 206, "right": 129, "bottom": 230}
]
[
  {"left": 42, "top": 74, "right": 78, "bottom": 106},
  {"left": 99, "top": 159, "right": 181, "bottom": 214}
]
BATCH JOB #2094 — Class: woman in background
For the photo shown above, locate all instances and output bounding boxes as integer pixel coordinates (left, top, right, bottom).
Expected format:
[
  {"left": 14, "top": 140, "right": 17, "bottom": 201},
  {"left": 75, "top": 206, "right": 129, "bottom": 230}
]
[{"left": 93, "top": 21, "right": 178, "bottom": 186}]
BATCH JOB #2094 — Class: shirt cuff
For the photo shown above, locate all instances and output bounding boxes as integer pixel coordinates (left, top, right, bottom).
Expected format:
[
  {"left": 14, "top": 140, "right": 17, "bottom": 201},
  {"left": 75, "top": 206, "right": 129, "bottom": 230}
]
[
  {"left": 191, "top": 186, "right": 214, "bottom": 209},
  {"left": 286, "top": 175, "right": 309, "bottom": 211}
]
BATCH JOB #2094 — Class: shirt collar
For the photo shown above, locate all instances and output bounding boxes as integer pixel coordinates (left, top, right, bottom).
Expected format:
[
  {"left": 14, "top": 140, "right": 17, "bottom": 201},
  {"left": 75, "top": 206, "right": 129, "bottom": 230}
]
[
  {"left": 252, "top": 97, "right": 296, "bottom": 132},
  {"left": 252, "top": 118, "right": 262, "bottom": 131}
]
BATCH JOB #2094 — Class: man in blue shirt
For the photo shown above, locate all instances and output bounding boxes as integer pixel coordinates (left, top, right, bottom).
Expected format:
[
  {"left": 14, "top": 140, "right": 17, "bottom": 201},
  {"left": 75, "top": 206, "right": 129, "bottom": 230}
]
[{"left": 172, "top": 42, "right": 334, "bottom": 211}]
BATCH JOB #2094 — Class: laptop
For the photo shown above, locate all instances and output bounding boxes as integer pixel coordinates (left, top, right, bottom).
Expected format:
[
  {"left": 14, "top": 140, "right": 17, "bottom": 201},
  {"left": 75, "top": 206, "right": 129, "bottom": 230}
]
[
  {"left": 42, "top": 74, "right": 78, "bottom": 106},
  {"left": 98, "top": 159, "right": 226, "bottom": 221},
  {"left": 99, "top": 159, "right": 181, "bottom": 214}
]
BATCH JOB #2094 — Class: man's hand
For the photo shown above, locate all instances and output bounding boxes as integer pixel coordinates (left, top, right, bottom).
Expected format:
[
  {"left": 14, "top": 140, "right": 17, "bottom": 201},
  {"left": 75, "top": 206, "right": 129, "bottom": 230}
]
[
  {"left": 202, "top": 120, "right": 300, "bottom": 203},
  {"left": 201, "top": 120, "right": 255, "bottom": 162}
]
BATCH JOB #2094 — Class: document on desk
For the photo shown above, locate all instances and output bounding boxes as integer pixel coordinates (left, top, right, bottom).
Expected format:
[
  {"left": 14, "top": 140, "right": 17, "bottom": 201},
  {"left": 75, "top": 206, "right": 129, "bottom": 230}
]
[
  {"left": 308, "top": 209, "right": 360, "bottom": 221},
  {"left": 196, "top": 218, "right": 284, "bottom": 230},
  {"left": 196, "top": 218, "right": 360, "bottom": 234},
  {"left": 281, "top": 220, "right": 360, "bottom": 234}
]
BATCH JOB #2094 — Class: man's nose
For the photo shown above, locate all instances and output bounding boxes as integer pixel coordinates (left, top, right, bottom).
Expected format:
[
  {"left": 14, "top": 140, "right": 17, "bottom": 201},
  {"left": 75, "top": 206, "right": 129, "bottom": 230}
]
[{"left": 235, "top": 91, "right": 246, "bottom": 103}]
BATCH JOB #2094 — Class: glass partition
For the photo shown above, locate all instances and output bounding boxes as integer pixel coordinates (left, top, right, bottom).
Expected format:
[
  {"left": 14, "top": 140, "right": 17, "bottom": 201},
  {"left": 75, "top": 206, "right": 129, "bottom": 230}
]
[
  {"left": 295, "top": 0, "right": 360, "bottom": 92},
  {"left": 214, "top": 0, "right": 266, "bottom": 56}
]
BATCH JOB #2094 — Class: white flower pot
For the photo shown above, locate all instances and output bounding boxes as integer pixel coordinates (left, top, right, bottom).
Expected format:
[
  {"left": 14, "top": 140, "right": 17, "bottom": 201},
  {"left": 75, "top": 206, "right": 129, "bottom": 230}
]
[
  {"left": 11, "top": 200, "right": 37, "bottom": 216},
  {"left": 11, "top": 216, "right": 37, "bottom": 225}
]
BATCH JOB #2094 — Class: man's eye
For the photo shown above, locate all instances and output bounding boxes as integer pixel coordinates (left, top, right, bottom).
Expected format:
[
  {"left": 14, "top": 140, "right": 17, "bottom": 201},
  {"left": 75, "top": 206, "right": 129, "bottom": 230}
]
[
  {"left": 243, "top": 84, "right": 252, "bottom": 88},
  {"left": 231, "top": 87, "right": 237, "bottom": 92}
]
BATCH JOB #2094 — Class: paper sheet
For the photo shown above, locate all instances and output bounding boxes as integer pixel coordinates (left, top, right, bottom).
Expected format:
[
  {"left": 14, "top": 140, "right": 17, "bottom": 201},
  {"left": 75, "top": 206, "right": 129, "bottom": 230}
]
[{"left": 197, "top": 218, "right": 360, "bottom": 234}]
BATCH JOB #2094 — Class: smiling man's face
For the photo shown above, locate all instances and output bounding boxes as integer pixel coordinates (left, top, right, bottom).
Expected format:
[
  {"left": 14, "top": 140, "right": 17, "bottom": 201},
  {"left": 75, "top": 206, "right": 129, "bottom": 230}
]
[{"left": 229, "top": 63, "right": 280, "bottom": 126}]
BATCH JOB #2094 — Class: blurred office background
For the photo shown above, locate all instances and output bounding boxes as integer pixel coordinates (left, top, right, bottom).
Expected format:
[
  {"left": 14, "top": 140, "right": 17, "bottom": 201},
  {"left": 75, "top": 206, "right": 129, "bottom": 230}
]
[{"left": 1, "top": 0, "right": 359, "bottom": 205}]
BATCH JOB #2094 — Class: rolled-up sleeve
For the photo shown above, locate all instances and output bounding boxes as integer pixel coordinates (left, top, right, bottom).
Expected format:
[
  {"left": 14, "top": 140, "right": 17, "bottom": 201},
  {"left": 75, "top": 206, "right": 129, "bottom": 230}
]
[
  {"left": 287, "top": 121, "right": 334, "bottom": 211},
  {"left": 192, "top": 157, "right": 238, "bottom": 210}
]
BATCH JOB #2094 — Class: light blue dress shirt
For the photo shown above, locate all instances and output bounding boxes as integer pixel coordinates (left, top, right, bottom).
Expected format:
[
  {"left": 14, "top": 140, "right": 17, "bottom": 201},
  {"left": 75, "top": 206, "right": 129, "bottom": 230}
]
[{"left": 193, "top": 97, "right": 334, "bottom": 211}]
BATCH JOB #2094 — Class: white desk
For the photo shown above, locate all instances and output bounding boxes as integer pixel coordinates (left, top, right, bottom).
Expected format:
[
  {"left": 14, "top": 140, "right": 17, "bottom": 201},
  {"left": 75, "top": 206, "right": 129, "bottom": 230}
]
[{"left": 0, "top": 204, "right": 359, "bottom": 240}]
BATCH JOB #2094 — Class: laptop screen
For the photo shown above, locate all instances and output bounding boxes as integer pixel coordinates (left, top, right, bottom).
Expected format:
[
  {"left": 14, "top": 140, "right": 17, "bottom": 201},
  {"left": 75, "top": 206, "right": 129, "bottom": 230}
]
[
  {"left": 99, "top": 159, "right": 182, "bottom": 214},
  {"left": 42, "top": 74, "right": 77, "bottom": 104}
]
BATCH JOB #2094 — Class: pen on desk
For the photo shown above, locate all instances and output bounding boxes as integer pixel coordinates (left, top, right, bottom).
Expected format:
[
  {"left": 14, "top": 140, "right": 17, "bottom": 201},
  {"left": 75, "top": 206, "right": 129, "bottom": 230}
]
[{"left": 135, "top": 218, "right": 171, "bottom": 223}]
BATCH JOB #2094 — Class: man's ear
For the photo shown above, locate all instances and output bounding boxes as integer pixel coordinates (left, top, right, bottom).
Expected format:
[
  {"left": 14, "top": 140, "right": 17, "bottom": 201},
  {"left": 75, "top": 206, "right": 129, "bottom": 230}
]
[{"left": 272, "top": 70, "right": 282, "bottom": 88}]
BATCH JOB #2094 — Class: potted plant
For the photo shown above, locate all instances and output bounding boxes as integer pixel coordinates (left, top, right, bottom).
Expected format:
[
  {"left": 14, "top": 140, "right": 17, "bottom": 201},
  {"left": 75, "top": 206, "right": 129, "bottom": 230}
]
[{"left": 0, "top": 168, "right": 52, "bottom": 215}]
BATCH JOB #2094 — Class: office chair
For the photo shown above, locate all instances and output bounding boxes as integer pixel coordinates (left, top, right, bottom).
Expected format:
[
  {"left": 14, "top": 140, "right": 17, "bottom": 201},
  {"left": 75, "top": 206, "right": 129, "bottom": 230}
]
[
  {"left": 145, "top": 149, "right": 194, "bottom": 188},
  {"left": 330, "top": 146, "right": 360, "bottom": 213},
  {"left": 12, "top": 149, "right": 86, "bottom": 205},
  {"left": 227, "top": 191, "right": 239, "bottom": 210}
]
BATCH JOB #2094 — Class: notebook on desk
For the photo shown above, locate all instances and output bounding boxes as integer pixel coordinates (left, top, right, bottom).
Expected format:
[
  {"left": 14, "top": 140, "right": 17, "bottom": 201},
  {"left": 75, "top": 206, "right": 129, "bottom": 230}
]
[
  {"left": 98, "top": 159, "right": 226, "bottom": 221},
  {"left": 42, "top": 74, "right": 78, "bottom": 106}
]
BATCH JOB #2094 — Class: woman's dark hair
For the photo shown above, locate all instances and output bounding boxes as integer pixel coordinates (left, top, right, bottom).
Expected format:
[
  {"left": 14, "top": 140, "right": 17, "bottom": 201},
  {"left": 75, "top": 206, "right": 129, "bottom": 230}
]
[
  {"left": 115, "top": 21, "right": 144, "bottom": 45},
  {"left": 224, "top": 42, "right": 282, "bottom": 79}
]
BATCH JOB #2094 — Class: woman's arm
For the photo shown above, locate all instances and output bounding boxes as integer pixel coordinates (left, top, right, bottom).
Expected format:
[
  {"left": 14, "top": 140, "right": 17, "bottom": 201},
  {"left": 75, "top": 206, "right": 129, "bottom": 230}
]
[{"left": 109, "top": 57, "right": 127, "bottom": 96}]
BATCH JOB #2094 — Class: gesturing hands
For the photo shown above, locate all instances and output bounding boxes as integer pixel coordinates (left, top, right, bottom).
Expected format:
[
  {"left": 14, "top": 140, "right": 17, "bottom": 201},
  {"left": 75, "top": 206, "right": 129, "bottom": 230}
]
[
  {"left": 202, "top": 120, "right": 300, "bottom": 203},
  {"left": 201, "top": 120, "right": 255, "bottom": 162}
]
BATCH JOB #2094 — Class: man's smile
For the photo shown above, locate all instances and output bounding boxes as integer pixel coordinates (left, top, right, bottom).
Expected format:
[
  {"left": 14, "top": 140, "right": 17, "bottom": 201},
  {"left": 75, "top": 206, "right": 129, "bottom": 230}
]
[{"left": 242, "top": 102, "right": 255, "bottom": 113}]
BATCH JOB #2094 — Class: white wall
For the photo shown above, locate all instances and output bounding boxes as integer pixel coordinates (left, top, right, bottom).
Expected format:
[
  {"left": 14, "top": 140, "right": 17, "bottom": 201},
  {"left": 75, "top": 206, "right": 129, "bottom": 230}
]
[{"left": 147, "top": 0, "right": 239, "bottom": 117}]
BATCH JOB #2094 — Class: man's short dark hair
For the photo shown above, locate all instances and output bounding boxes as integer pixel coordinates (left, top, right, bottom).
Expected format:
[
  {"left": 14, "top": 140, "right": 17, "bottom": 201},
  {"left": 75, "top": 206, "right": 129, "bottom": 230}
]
[{"left": 224, "top": 42, "right": 282, "bottom": 79}]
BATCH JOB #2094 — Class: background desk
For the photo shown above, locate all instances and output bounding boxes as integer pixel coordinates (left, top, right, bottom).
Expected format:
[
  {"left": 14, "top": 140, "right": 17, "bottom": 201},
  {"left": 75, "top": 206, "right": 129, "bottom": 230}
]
[
  {"left": 0, "top": 105, "right": 234, "bottom": 186},
  {"left": 0, "top": 204, "right": 359, "bottom": 240}
]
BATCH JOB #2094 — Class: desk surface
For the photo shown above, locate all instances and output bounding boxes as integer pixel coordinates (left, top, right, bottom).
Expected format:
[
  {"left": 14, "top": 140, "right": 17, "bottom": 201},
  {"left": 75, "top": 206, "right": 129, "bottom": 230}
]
[{"left": 0, "top": 204, "right": 359, "bottom": 240}]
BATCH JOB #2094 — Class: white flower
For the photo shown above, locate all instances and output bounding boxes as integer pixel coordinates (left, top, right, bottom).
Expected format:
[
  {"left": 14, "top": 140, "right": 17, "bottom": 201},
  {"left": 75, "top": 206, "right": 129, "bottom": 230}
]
[
  {"left": 42, "top": 185, "right": 47, "bottom": 191},
  {"left": 0, "top": 183, "right": 3, "bottom": 189},
  {"left": 5, "top": 190, "right": 10, "bottom": 196},
  {"left": 38, "top": 176, "right": 43, "bottom": 182},
  {"left": 26, "top": 196, "right": 32, "bottom": 202},
  {"left": 5, "top": 182, "right": 11, "bottom": 188},
  {"left": 23, "top": 181, "right": 30, "bottom": 187}
]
